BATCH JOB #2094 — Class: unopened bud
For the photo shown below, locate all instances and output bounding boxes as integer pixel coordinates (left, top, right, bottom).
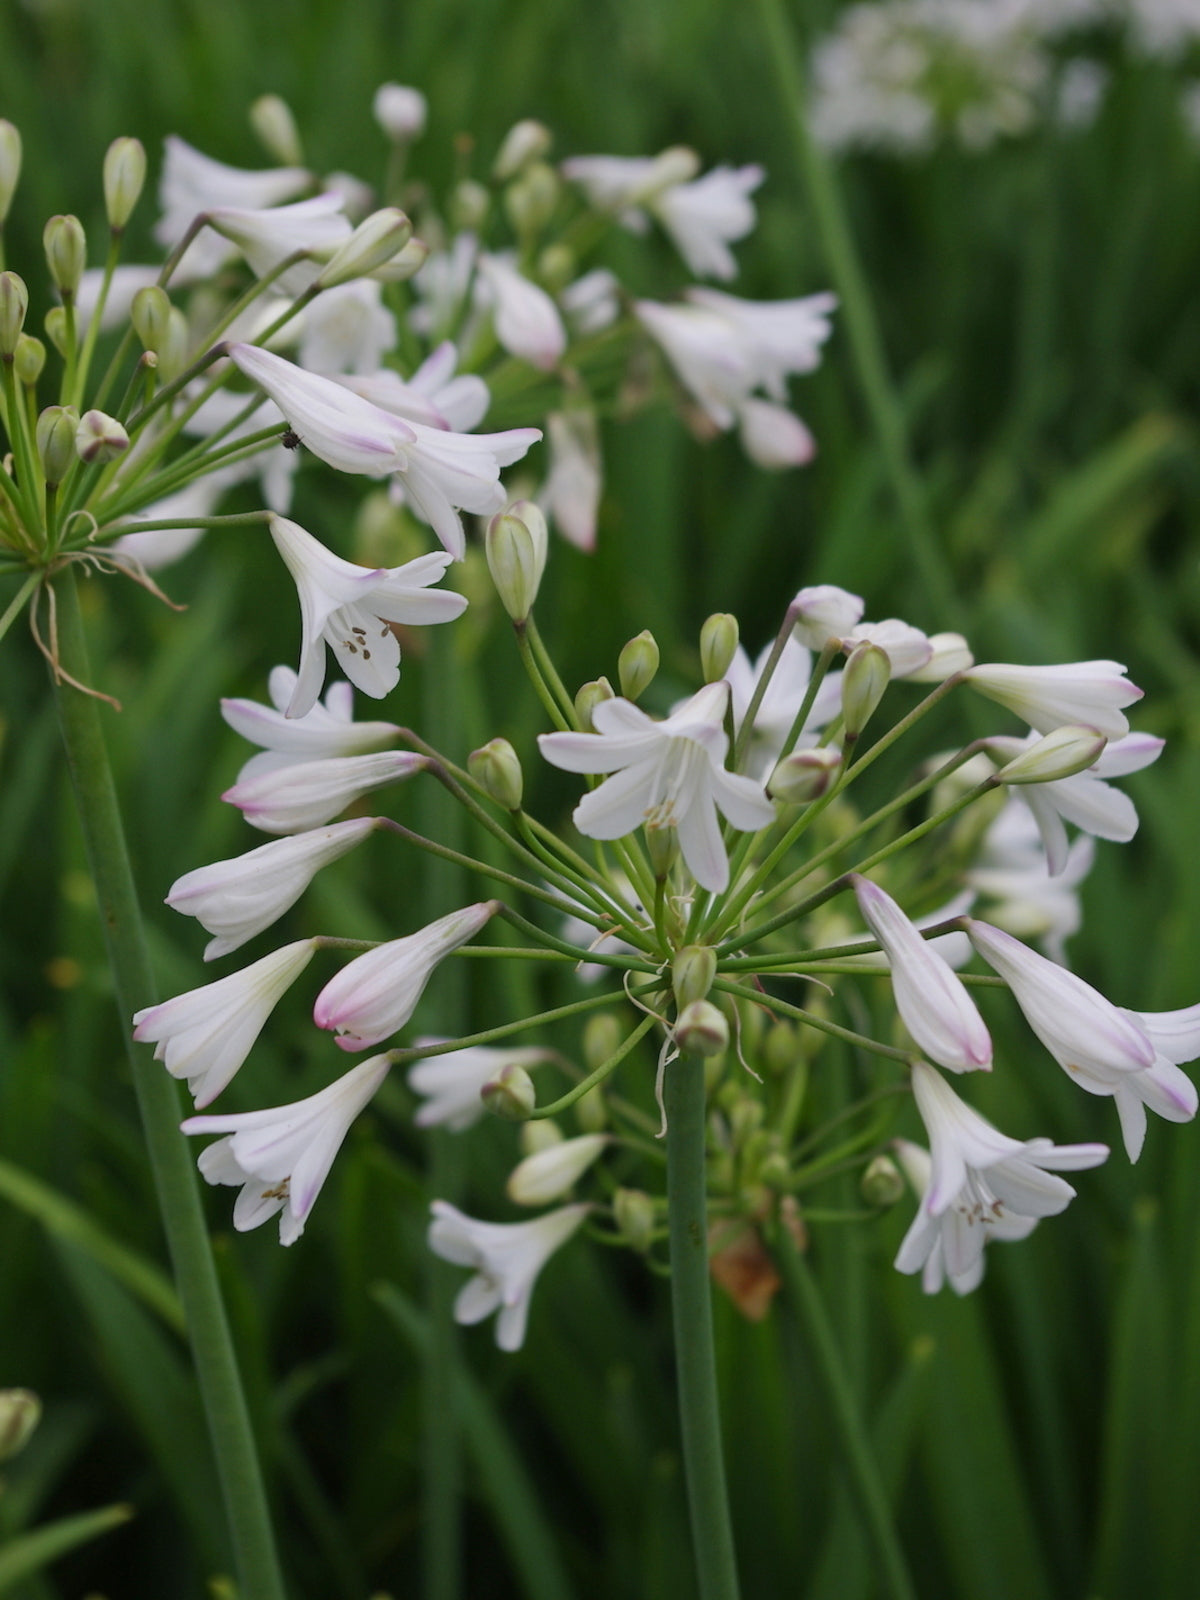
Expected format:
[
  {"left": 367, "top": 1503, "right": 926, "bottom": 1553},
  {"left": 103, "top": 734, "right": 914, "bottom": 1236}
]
[
  {"left": 159, "top": 307, "right": 190, "bottom": 383},
  {"left": 449, "top": 178, "right": 489, "bottom": 233},
  {"left": 574, "top": 1082, "right": 608, "bottom": 1133},
  {"left": 791, "top": 584, "right": 864, "bottom": 649},
  {"left": 250, "top": 94, "right": 303, "bottom": 165},
  {"left": 861, "top": 1154, "right": 906, "bottom": 1208},
  {"left": 507, "top": 1132, "right": 608, "bottom": 1205},
  {"left": 759, "top": 1150, "right": 792, "bottom": 1188},
  {"left": 0, "top": 1389, "right": 40, "bottom": 1461},
  {"left": 700, "top": 613, "right": 739, "bottom": 683},
  {"left": 372, "top": 82, "right": 428, "bottom": 143},
  {"left": 43, "top": 305, "right": 67, "bottom": 358},
  {"left": 131, "top": 285, "right": 172, "bottom": 354},
  {"left": 44, "top": 214, "right": 86, "bottom": 300},
  {"left": 103, "top": 137, "right": 147, "bottom": 231},
  {"left": 468, "top": 737, "right": 524, "bottom": 809},
  {"left": 729, "top": 1097, "right": 765, "bottom": 1146},
  {"left": 370, "top": 235, "right": 430, "bottom": 283},
  {"left": 906, "top": 631, "right": 974, "bottom": 682},
  {"left": 574, "top": 676, "right": 614, "bottom": 730},
  {"left": 995, "top": 725, "right": 1107, "bottom": 786},
  {"left": 536, "top": 242, "right": 575, "bottom": 292},
  {"left": 481, "top": 1062, "right": 536, "bottom": 1120},
  {"left": 75, "top": 408, "right": 129, "bottom": 465},
  {"left": 841, "top": 641, "right": 890, "bottom": 739},
  {"left": 614, "top": 1187, "right": 656, "bottom": 1253},
  {"left": 583, "top": 1012, "right": 623, "bottom": 1073},
  {"left": 485, "top": 499, "right": 547, "bottom": 622},
  {"left": 763, "top": 1020, "right": 800, "bottom": 1076},
  {"left": 494, "top": 119, "right": 553, "bottom": 180},
  {"left": 673, "top": 945, "right": 716, "bottom": 1010},
  {"left": 317, "top": 208, "right": 413, "bottom": 289},
  {"left": 504, "top": 162, "right": 560, "bottom": 237},
  {"left": 675, "top": 999, "right": 728, "bottom": 1058},
  {"left": 0, "top": 271, "right": 28, "bottom": 356},
  {"left": 14, "top": 333, "right": 44, "bottom": 386},
  {"left": 37, "top": 405, "right": 79, "bottom": 486},
  {"left": 0, "top": 121, "right": 21, "bottom": 224},
  {"left": 519, "top": 1119, "right": 563, "bottom": 1158},
  {"left": 618, "top": 629, "right": 659, "bottom": 701},
  {"left": 768, "top": 746, "right": 841, "bottom": 804},
  {"left": 644, "top": 822, "right": 679, "bottom": 880},
  {"left": 633, "top": 146, "right": 701, "bottom": 202}
]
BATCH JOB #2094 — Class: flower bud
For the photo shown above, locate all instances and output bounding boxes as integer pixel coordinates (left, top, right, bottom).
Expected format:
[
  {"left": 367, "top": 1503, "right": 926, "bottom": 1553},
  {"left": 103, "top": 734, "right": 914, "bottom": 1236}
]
[
  {"left": 537, "top": 242, "right": 575, "bottom": 292},
  {"left": 674, "top": 999, "right": 729, "bottom": 1058},
  {"left": 481, "top": 1062, "right": 536, "bottom": 1120},
  {"left": 0, "top": 121, "right": 21, "bottom": 224},
  {"left": 673, "top": 944, "right": 716, "bottom": 1010},
  {"left": 43, "top": 305, "right": 67, "bottom": 358},
  {"left": 614, "top": 1187, "right": 655, "bottom": 1253},
  {"left": 370, "top": 235, "right": 430, "bottom": 283},
  {"left": 14, "top": 333, "right": 44, "bottom": 386},
  {"left": 468, "top": 737, "right": 524, "bottom": 809},
  {"left": 159, "top": 307, "right": 190, "bottom": 383},
  {"left": 0, "top": 271, "right": 28, "bottom": 356},
  {"left": 103, "top": 137, "right": 147, "bottom": 232},
  {"left": 449, "top": 179, "right": 490, "bottom": 233},
  {"left": 494, "top": 118, "right": 553, "bottom": 180},
  {"left": 729, "top": 1097, "right": 765, "bottom": 1146},
  {"left": 861, "top": 1153, "right": 906, "bottom": 1208},
  {"left": 583, "top": 1011, "right": 623, "bottom": 1073},
  {"left": 700, "top": 612, "right": 739, "bottom": 683},
  {"left": 790, "top": 584, "right": 864, "bottom": 649},
  {"left": 618, "top": 629, "right": 660, "bottom": 702},
  {"left": 841, "top": 641, "right": 890, "bottom": 739},
  {"left": 644, "top": 822, "right": 679, "bottom": 880},
  {"left": 37, "top": 405, "right": 79, "bottom": 487},
  {"left": 485, "top": 499, "right": 547, "bottom": 622},
  {"left": 507, "top": 1131, "right": 608, "bottom": 1205},
  {"left": 250, "top": 94, "right": 303, "bottom": 165},
  {"left": 504, "top": 162, "right": 560, "bottom": 237},
  {"left": 763, "top": 1020, "right": 801, "bottom": 1077},
  {"left": 633, "top": 145, "right": 701, "bottom": 202},
  {"left": 574, "top": 676, "right": 614, "bottom": 730},
  {"left": 316, "top": 208, "right": 414, "bottom": 289},
  {"left": 75, "top": 408, "right": 129, "bottom": 465},
  {"left": 519, "top": 1119, "right": 563, "bottom": 1157},
  {"left": 758, "top": 1150, "right": 792, "bottom": 1188},
  {"left": 372, "top": 82, "right": 428, "bottom": 143},
  {"left": 768, "top": 746, "right": 841, "bottom": 804},
  {"left": 994, "top": 725, "right": 1108, "bottom": 786},
  {"left": 131, "top": 285, "right": 172, "bottom": 354},
  {"left": 573, "top": 1081, "right": 608, "bottom": 1133},
  {"left": 0, "top": 1389, "right": 40, "bottom": 1461},
  {"left": 906, "top": 631, "right": 973, "bottom": 682},
  {"left": 44, "top": 214, "right": 86, "bottom": 300}
]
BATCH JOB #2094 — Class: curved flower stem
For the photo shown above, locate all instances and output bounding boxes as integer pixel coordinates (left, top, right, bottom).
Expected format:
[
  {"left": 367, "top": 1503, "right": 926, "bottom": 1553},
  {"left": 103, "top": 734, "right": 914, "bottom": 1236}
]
[
  {"left": 772, "top": 1227, "right": 918, "bottom": 1600},
  {"left": 48, "top": 568, "right": 285, "bottom": 1600},
  {"left": 664, "top": 1053, "right": 742, "bottom": 1600}
]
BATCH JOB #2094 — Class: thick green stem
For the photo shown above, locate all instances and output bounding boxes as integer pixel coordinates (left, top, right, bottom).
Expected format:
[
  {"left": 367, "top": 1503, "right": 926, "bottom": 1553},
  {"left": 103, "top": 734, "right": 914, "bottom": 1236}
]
[
  {"left": 665, "top": 1053, "right": 741, "bottom": 1600},
  {"left": 49, "top": 568, "right": 286, "bottom": 1600}
]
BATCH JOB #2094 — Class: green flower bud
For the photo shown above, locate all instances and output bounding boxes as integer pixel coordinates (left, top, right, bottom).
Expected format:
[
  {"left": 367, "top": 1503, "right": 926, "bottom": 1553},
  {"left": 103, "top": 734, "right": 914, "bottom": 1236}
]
[
  {"left": 519, "top": 1119, "right": 563, "bottom": 1157},
  {"left": 249, "top": 94, "right": 303, "bottom": 166},
  {"left": 159, "top": 307, "right": 190, "bottom": 383},
  {"left": 700, "top": 612, "right": 739, "bottom": 683},
  {"left": 37, "top": 405, "right": 79, "bottom": 487},
  {"left": 644, "top": 821, "right": 679, "bottom": 880},
  {"left": 0, "top": 1389, "right": 40, "bottom": 1461},
  {"left": 131, "top": 285, "right": 172, "bottom": 354},
  {"left": 574, "top": 676, "right": 614, "bottom": 730},
  {"left": 75, "top": 408, "right": 129, "bottom": 465},
  {"left": 614, "top": 1187, "right": 656, "bottom": 1253},
  {"left": 468, "top": 737, "right": 524, "bottom": 810},
  {"left": 44, "top": 214, "right": 86, "bottom": 300},
  {"left": 573, "top": 1081, "right": 608, "bottom": 1133},
  {"left": 317, "top": 208, "right": 413, "bottom": 289},
  {"left": 480, "top": 1062, "right": 536, "bottom": 1120},
  {"left": 763, "top": 1020, "right": 800, "bottom": 1076},
  {"left": 729, "top": 1097, "right": 765, "bottom": 1146},
  {"left": 994, "top": 725, "right": 1108, "bottom": 786},
  {"left": 504, "top": 162, "right": 560, "bottom": 238},
  {"left": 861, "top": 1154, "right": 906, "bottom": 1209},
  {"left": 43, "top": 304, "right": 67, "bottom": 358},
  {"left": 485, "top": 499, "right": 547, "bottom": 622},
  {"left": 618, "top": 629, "right": 659, "bottom": 701},
  {"left": 582, "top": 1012, "right": 623, "bottom": 1073},
  {"left": 536, "top": 242, "right": 575, "bottom": 292},
  {"left": 768, "top": 746, "right": 841, "bottom": 804},
  {"left": 14, "top": 333, "right": 45, "bottom": 386},
  {"left": 675, "top": 999, "right": 729, "bottom": 1059},
  {"left": 370, "top": 235, "right": 430, "bottom": 283},
  {"left": 103, "top": 137, "right": 147, "bottom": 232},
  {"left": 841, "top": 641, "right": 890, "bottom": 739},
  {"left": 449, "top": 178, "right": 489, "bottom": 233},
  {"left": 758, "top": 1151, "right": 792, "bottom": 1189},
  {"left": 0, "top": 121, "right": 21, "bottom": 225},
  {"left": 672, "top": 944, "right": 716, "bottom": 1010},
  {"left": 494, "top": 118, "right": 553, "bottom": 180},
  {"left": 0, "top": 271, "right": 28, "bottom": 357}
]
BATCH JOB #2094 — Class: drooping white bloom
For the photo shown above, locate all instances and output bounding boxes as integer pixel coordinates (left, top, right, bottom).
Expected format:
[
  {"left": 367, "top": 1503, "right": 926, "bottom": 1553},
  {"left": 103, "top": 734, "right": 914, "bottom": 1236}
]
[
  {"left": 853, "top": 876, "right": 992, "bottom": 1072},
  {"left": 155, "top": 135, "right": 310, "bottom": 279},
  {"left": 391, "top": 415, "right": 542, "bottom": 560},
  {"left": 844, "top": 618, "right": 933, "bottom": 678},
  {"left": 652, "top": 163, "right": 764, "bottom": 279},
  {"left": 476, "top": 254, "right": 566, "bottom": 371},
  {"left": 506, "top": 1133, "right": 610, "bottom": 1206},
  {"left": 966, "top": 798, "right": 1094, "bottom": 963},
  {"left": 906, "top": 632, "right": 975, "bottom": 682},
  {"left": 428, "top": 1199, "right": 590, "bottom": 1350},
  {"left": 633, "top": 300, "right": 754, "bottom": 429},
  {"left": 538, "top": 682, "right": 776, "bottom": 893},
  {"left": 166, "top": 817, "right": 380, "bottom": 961},
  {"left": 205, "top": 194, "right": 352, "bottom": 293},
  {"left": 894, "top": 1063, "right": 1108, "bottom": 1293},
  {"left": 790, "top": 585, "right": 865, "bottom": 649},
  {"left": 222, "top": 666, "right": 402, "bottom": 782},
  {"left": 560, "top": 147, "right": 701, "bottom": 216},
  {"left": 540, "top": 409, "right": 602, "bottom": 550},
  {"left": 269, "top": 514, "right": 467, "bottom": 717},
  {"left": 182, "top": 1054, "right": 391, "bottom": 1244},
  {"left": 737, "top": 399, "right": 816, "bottom": 470},
  {"left": 313, "top": 902, "right": 499, "bottom": 1050},
  {"left": 685, "top": 288, "right": 837, "bottom": 399},
  {"left": 295, "top": 280, "right": 397, "bottom": 374},
  {"left": 341, "top": 343, "right": 490, "bottom": 432},
  {"left": 408, "top": 1040, "right": 555, "bottom": 1131},
  {"left": 964, "top": 660, "right": 1143, "bottom": 739},
  {"left": 223, "top": 750, "right": 425, "bottom": 835},
  {"left": 133, "top": 940, "right": 316, "bottom": 1108}
]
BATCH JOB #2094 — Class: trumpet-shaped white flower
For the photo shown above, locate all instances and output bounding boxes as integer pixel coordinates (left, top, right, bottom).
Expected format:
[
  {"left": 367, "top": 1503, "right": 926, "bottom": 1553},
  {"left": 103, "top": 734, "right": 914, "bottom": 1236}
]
[
  {"left": 182, "top": 1054, "right": 391, "bottom": 1244},
  {"left": 894, "top": 1064, "right": 1108, "bottom": 1293},
  {"left": 223, "top": 750, "right": 425, "bottom": 834},
  {"left": 506, "top": 1133, "right": 610, "bottom": 1206},
  {"left": 844, "top": 618, "right": 933, "bottom": 678},
  {"left": 408, "top": 1040, "right": 555, "bottom": 1131},
  {"left": 314, "top": 902, "right": 499, "bottom": 1050},
  {"left": 428, "top": 1199, "right": 590, "bottom": 1350},
  {"left": 166, "top": 817, "right": 380, "bottom": 960},
  {"left": 206, "top": 194, "right": 352, "bottom": 293},
  {"left": 633, "top": 299, "right": 754, "bottom": 429},
  {"left": 790, "top": 584, "right": 865, "bottom": 649},
  {"left": 538, "top": 682, "right": 776, "bottom": 893},
  {"left": 540, "top": 409, "right": 602, "bottom": 551},
  {"left": 964, "top": 660, "right": 1143, "bottom": 739},
  {"left": 269, "top": 514, "right": 467, "bottom": 718},
  {"left": 652, "top": 163, "right": 764, "bottom": 279},
  {"left": 853, "top": 877, "right": 992, "bottom": 1072},
  {"left": 155, "top": 135, "right": 310, "bottom": 278},
  {"left": 966, "top": 799, "right": 1093, "bottom": 963},
  {"left": 295, "top": 280, "right": 397, "bottom": 374},
  {"left": 476, "top": 254, "right": 566, "bottom": 371},
  {"left": 685, "top": 288, "right": 837, "bottom": 398},
  {"left": 341, "top": 343, "right": 489, "bottom": 432},
  {"left": 392, "top": 415, "right": 542, "bottom": 560},
  {"left": 222, "top": 667, "right": 402, "bottom": 783},
  {"left": 133, "top": 940, "right": 316, "bottom": 1107}
]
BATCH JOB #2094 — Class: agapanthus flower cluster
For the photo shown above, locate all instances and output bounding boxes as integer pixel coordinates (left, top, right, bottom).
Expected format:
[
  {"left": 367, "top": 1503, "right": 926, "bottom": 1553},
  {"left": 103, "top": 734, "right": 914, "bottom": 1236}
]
[{"left": 135, "top": 514, "right": 1196, "bottom": 1342}]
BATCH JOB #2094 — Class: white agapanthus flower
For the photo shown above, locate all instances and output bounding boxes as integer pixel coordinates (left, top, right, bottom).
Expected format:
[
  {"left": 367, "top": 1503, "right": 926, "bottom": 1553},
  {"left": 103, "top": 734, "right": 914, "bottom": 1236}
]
[
  {"left": 475, "top": 253, "right": 566, "bottom": 371},
  {"left": 539, "top": 409, "right": 602, "bottom": 551},
  {"left": 428, "top": 1199, "right": 591, "bottom": 1350},
  {"left": 222, "top": 750, "right": 425, "bottom": 835},
  {"left": 408, "top": 1040, "right": 556, "bottom": 1131},
  {"left": 340, "top": 343, "right": 489, "bottom": 432},
  {"left": 204, "top": 193, "right": 352, "bottom": 293},
  {"left": 182, "top": 1054, "right": 392, "bottom": 1244},
  {"left": 966, "top": 798, "right": 1094, "bottom": 963},
  {"left": 506, "top": 1133, "right": 610, "bottom": 1206},
  {"left": 221, "top": 667, "right": 402, "bottom": 782},
  {"left": 790, "top": 584, "right": 866, "bottom": 649},
  {"left": 155, "top": 135, "right": 311, "bottom": 279},
  {"left": 964, "top": 660, "right": 1143, "bottom": 740},
  {"left": 684, "top": 288, "right": 837, "bottom": 399},
  {"left": 538, "top": 682, "right": 776, "bottom": 893},
  {"left": 723, "top": 634, "right": 842, "bottom": 780},
  {"left": 295, "top": 280, "right": 397, "bottom": 374}
]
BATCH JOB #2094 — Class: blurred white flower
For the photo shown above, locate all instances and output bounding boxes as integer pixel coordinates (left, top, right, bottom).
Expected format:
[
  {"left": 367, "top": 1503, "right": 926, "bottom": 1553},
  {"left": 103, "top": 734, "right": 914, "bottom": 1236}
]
[
  {"left": 222, "top": 666, "right": 402, "bottom": 782},
  {"left": 408, "top": 1040, "right": 555, "bottom": 1131},
  {"left": 540, "top": 409, "right": 602, "bottom": 550},
  {"left": 296, "top": 280, "right": 397, "bottom": 374},
  {"left": 476, "top": 253, "right": 566, "bottom": 370},
  {"left": 506, "top": 1133, "right": 609, "bottom": 1205}
]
